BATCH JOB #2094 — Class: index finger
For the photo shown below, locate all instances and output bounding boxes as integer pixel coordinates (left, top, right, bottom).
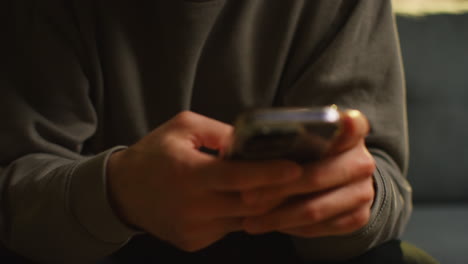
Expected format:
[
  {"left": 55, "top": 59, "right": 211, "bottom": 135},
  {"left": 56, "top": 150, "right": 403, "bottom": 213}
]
[{"left": 199, "top": 159, "right": 303, "bottom": 192}]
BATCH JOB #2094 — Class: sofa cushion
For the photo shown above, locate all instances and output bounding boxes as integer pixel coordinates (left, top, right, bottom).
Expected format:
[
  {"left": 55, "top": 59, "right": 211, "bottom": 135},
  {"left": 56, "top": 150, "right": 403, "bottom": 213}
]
[
  {"left": 402, "top": 205, "right": 468, "bottom": 264},
  {"left": 397, "top": 14, "right": 468, "bottom": 203}
]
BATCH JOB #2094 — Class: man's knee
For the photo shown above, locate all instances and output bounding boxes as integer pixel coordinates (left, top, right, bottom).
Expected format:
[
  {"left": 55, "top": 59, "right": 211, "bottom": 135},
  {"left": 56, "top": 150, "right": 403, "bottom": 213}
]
[
  {"left": 342, "top": 240, "right": 439, "bottom": 264},
  {"left": 400, "top": 241, "right": 439, "bottom": 264}
]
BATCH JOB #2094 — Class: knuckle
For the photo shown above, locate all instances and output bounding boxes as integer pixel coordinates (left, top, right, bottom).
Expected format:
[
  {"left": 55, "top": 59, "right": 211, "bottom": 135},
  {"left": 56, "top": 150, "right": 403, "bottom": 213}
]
[
  {"left": 357, "top": 183, "right": 375, "bottom": 204},
  {"left": 305, "top": 167, "right": 323, "bottom": 187},
  {"left": 352, "top": 210, "right": 370, "bottom": 229},
  {"left": 172, "top": 111, "right": 197, "bottom": 127},
  {"left": 175, "top": 238, "right": 200, "bottom": 252},
  {"left": 340, "top": 209, "right": 370, "bottom": 232},
  {"left": 361, "top": 153, "right": 376, "bottom": 176},
  {"left": 171, "top": 224, "right": 204, "bottom": 252},
  {"left": 364, "top": 161, "right": 376, "bottom": 177},
  {"left": 306, "top": 175, "right": 320, "bottom": 188},
  {"left": 176, "top": 110, "right": 196, "bottom": 120},
  {"left": 353, "top": 152, "right": 376, "bottom": 180},
  {"left": 304, "top": 202, "right": 323, "bottom": 222},
  {"left": 172, "top": 223, "right": 190, "bottom": 239}
]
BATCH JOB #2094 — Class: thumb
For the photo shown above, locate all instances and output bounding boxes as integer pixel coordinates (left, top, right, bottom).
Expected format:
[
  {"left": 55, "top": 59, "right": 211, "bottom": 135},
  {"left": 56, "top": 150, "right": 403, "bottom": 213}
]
[
  {"left": 170, "top": 111, "right": 234, "bottom": 155},
  {"left": 330, "top": 109, "right": 370, "bottom": 154}
]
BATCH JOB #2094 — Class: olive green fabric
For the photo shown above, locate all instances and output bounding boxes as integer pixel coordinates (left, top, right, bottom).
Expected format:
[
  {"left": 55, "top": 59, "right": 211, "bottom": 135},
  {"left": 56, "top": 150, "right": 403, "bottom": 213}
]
[{"left": 334, "top": 240, "right": 440, "bottom": 264}]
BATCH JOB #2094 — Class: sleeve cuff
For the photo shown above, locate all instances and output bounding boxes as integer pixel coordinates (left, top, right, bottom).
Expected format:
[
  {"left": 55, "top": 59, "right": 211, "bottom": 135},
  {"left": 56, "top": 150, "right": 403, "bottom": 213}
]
[
  {"left": 291, "top": 160, "right": 393, "bottom": 261},
  {"left": 68, "top": 146, "right": 139, "bottom": 244}
]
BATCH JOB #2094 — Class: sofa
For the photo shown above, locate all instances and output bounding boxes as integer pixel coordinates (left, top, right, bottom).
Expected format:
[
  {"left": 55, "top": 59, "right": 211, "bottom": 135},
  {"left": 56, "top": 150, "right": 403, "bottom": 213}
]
[{"left": 396, "top": 13, "right": 468, "bottom": 264}]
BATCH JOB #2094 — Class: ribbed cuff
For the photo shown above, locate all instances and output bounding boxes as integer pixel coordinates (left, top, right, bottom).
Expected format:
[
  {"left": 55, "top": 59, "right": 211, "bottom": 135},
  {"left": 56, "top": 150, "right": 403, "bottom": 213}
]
[
  {"left": 68, "top": 146, "right": 138, "bottom": 244},
  {"left": 291, "top": 160, "right": 392, "bottom": 262}
]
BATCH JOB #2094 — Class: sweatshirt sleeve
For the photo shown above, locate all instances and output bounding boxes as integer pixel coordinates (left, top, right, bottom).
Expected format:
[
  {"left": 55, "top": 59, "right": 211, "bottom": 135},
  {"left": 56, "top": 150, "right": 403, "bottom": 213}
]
[
  {"left": 0, "top": 1, "right": 136, "bottom": 263},
  {"left": 277, "top": 0, "right": 412, "bottom": 261}
]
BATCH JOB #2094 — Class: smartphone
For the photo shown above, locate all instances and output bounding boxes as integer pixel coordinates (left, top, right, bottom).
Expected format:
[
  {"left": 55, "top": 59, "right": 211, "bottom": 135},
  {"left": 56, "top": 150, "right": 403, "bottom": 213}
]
[{"left": 224, "top": 105, "right": 343, "bottom": 163}]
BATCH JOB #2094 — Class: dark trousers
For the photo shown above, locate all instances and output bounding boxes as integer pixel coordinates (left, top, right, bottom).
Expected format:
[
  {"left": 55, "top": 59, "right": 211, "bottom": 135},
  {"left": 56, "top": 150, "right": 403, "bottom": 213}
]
[
  {"left": 103, "top": 234, "right": 439, "bottom": 264},
  {"left": 1, "top": 236, "right": 439, "bottom": 264}
]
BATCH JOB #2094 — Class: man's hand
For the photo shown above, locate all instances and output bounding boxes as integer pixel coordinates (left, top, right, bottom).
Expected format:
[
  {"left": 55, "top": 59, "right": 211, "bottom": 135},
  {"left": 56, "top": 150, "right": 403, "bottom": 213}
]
[
  {"left": 241, "top": 110, "right": 376, "bottom": 238},
  {"left": 106, "top": 111, "right": 302, "bottom": 251}
]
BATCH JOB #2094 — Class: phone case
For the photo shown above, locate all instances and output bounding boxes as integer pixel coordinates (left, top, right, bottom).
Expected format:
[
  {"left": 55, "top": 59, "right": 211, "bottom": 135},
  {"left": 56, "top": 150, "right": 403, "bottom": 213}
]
[{"left": 225, "top": 106, "right": 343, "bottom": 163}]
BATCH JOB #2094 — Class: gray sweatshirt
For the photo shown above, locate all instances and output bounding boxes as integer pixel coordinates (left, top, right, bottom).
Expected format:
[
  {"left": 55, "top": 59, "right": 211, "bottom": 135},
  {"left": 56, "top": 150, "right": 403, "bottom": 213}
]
[{"left": 0, "top": 0, "right": 411, "bottom": 263}]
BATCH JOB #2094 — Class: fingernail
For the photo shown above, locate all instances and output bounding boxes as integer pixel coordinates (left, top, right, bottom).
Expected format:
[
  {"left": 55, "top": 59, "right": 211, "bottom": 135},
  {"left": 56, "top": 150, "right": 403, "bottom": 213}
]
[
  {"left": 347, "top": 109, "right": 361, "bottom": 119},
  {"left": 346, "top": 109, "right": 369, "bottom": 135}
]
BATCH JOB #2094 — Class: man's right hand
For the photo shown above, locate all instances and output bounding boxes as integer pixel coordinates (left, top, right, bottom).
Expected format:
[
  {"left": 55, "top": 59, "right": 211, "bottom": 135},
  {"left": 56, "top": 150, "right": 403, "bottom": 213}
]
[{"left": 106, "top": 111, "right": 302, "bottom": 252}]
